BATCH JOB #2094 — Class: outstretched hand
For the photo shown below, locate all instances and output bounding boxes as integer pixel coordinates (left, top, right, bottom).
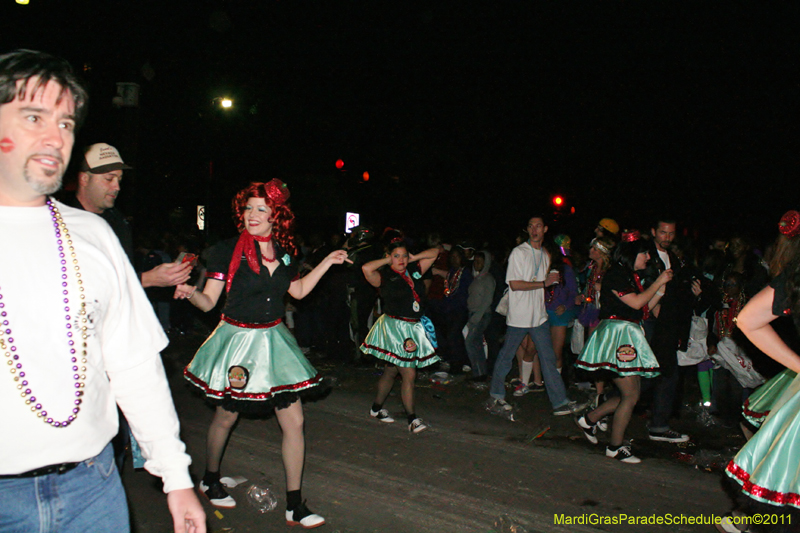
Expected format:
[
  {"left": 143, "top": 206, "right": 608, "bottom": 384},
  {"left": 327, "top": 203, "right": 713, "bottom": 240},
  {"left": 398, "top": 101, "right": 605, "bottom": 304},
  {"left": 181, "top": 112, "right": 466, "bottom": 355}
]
[
  {"left": 326, "top": 249, "right": 353, "bottom": 265},
  {"left": 143, "top": 262, "right": 193, "bottom": 288},
  {"left": 174, "top": 283, "right": 195, "bottom": 300},
  {"left": 656, "top": 269, "right": 674, "bottom": 287}
]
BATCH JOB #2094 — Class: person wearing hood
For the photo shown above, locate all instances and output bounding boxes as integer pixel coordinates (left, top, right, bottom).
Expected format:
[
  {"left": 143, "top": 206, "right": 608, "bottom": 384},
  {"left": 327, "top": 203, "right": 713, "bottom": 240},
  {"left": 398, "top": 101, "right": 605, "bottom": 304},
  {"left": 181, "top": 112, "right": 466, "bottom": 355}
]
[{"left": 465, "top": 251, "right": 496, "bottom": 380}]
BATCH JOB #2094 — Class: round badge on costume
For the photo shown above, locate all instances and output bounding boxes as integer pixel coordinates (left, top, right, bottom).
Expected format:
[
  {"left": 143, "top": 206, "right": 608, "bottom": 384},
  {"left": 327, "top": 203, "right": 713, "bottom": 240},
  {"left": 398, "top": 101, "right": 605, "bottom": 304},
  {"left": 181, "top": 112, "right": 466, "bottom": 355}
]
[
  {"left": 616, "top": 345, "right": 637, "bottom": 363},
  {"left": 228, "top": 365, "right": 250, "bottom": 389},
  {"left": 412, "top": 301, "right": 420, "bottom": 312},
  {"left": 403, "top": 338, "right": 418, "bottom": 353}
]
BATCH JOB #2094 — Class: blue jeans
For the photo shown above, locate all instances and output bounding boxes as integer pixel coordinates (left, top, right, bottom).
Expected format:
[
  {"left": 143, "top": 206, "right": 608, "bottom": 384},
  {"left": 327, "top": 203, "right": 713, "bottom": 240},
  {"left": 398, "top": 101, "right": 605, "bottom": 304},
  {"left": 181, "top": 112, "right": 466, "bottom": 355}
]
[
  {"left": 491, "top": 322, "right": 570, "bottom": 409},
  {"left": 0, "top": 442, "right": 129, "bottom": 533},
  {"left": 465, "top": 314, "right": 491, "bottom": 376}
]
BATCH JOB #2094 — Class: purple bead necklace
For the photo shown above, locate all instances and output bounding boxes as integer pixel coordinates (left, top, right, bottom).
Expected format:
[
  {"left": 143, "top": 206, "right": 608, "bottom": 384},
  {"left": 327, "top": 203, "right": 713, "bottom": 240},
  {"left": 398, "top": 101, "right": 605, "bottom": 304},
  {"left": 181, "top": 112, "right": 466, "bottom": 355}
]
[{"left": 0, "top": 199, "right": 86, "bottom": 428}]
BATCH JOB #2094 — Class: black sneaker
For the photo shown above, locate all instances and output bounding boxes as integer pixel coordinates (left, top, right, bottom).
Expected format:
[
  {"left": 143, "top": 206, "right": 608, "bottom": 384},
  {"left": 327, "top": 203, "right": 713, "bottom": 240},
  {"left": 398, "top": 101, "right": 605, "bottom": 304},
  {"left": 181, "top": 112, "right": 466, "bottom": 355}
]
[
  {"left": 606, "top": 445, "right": 641, "bottom": 464},
  {"left": 286, "top": 500, "right": 325, "bottom": 529},
  {"left": 575, "top": 415, "right": 598, "bottom": 444},
  {"left": 198, "top": 480, "right": 236, "bottom": 508},
  {"left": 648, "top": 429, "right": 689, "bottom": 443}
]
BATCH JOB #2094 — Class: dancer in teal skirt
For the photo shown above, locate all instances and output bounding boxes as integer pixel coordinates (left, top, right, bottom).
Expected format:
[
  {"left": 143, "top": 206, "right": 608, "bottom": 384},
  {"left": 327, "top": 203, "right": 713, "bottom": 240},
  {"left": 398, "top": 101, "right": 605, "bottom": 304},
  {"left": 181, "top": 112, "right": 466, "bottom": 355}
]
[
  {"left": 361, "top": 238, "right": 440, "bottom": 433},
  {"left": 743, "top": 369, "right": 797, "bottom": 428},
  {"left": 575, "top": 230, "right": 672, "bottom": 463},
  {"left": 175, "top": 180, "right": 349, "bottom": 528},
  {"left": 719, "top": 211, "right": 800, "bottom": 531}
]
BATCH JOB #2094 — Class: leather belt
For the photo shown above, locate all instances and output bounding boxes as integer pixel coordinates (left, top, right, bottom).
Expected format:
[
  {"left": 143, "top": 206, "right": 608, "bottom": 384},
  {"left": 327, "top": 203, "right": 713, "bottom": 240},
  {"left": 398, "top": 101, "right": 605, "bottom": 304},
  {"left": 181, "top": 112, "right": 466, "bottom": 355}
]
[{"left": 0, "top": 462, "right": 79, "bottom": 479}]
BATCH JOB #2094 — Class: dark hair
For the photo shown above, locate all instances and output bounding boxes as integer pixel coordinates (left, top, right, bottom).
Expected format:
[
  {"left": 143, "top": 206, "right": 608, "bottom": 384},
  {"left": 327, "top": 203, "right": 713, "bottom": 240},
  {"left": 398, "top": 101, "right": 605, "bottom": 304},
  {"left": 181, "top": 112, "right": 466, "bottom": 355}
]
[
  {"left": 723, "top": 271, "right": 744, "bottom": 288},
  {"left": 448, "top": 245, "right": 465, "bottom": 266},
  {"left": 386, "top": 239, "right": 408, "bottom": 254},
  {"left": 700, "top": 248, "right": 726, "bottom": 280},
  {"left": 527, "top": 214, "right": 549, "bottom": 227},
  {"left": 0, "top": 50, "right": 89, "bottom": 128},
  {"left": 613, "top": 238, "right": 650, "bottom": 272},
  {"left": 543, "top": 237, "right": 564, "bottom": 274},
  {"left": 653, "top": 217, "right": 677, "bottom": 231}
]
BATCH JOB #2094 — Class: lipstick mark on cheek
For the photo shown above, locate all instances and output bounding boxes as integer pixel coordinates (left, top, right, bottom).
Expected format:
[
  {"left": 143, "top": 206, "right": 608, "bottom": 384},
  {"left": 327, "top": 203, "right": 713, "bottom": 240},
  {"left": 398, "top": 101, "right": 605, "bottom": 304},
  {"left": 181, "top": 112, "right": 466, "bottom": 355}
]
[{"left": 0, "top": 137, "right": 14, "bottom": 153}]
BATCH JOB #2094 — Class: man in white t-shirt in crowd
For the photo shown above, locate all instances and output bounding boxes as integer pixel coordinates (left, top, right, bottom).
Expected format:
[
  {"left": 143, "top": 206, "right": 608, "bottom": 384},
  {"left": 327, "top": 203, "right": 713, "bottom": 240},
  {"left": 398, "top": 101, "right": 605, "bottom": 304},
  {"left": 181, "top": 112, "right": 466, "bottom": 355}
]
[
  {"left": 487, "top": 215, "right": 585, "bottom": 417},
  {"left": 0, "top": 50, "right": 205, "bottom": 532}
]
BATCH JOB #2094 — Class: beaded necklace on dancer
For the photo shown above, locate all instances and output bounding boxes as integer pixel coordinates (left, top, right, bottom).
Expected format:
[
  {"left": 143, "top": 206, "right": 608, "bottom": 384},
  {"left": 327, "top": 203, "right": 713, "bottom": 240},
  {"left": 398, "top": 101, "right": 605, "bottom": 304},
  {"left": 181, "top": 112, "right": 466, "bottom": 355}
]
[
  {"left": 0, "top": 199, "right": 88, "bottom": 428},
  {"left": 391, "top": 263, "right": 421, "bottom": 314}
]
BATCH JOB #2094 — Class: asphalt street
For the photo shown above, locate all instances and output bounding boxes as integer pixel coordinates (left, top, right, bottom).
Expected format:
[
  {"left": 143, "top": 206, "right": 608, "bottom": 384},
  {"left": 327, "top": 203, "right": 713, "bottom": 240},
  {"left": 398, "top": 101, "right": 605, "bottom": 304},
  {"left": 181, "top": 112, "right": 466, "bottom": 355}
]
[{"left": 122, "top": 332, "right": 739, "bottom": 533}]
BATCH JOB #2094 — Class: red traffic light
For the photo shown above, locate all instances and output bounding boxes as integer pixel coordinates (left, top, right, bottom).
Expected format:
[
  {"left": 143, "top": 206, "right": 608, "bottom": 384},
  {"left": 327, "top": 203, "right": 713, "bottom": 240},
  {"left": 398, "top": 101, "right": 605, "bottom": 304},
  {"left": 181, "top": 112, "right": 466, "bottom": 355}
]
[{"left": 335, "top": 159, "right": 344, "bottom": 169}]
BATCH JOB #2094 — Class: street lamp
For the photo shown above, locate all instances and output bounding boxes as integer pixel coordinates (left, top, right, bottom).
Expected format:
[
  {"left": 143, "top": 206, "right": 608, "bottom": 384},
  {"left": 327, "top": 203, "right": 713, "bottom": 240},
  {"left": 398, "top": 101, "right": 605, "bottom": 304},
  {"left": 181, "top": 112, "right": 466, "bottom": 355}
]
[{"left": 212, "top": 97, "right": 233, "bottom": 110}]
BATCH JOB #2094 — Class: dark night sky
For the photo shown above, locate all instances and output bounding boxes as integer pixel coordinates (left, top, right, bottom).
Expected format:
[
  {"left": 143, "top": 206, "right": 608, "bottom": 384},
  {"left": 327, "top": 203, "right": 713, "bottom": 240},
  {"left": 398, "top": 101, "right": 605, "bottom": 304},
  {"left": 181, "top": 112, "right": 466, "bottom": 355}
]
[{"left": 2, "top": 2, "right": 798, "bottom": 244}]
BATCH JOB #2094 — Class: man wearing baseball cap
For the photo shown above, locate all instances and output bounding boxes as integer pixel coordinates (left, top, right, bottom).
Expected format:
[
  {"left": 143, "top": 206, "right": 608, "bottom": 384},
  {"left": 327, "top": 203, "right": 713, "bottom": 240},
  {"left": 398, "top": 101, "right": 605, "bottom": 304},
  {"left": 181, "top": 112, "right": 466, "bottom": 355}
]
[
  {"left": 71, "top": 143, "right": 191, "bottom": 288},
  {"left": 595, "top": 218, "right": 620, "bottom": 240}
]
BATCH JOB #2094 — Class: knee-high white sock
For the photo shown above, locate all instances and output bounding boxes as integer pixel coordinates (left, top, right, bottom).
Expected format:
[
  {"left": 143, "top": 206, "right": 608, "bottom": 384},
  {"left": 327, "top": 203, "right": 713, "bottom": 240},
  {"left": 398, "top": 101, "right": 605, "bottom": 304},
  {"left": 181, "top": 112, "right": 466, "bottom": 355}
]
[{"left": 521, "top": 360, "right": 534, "bottom": 385}]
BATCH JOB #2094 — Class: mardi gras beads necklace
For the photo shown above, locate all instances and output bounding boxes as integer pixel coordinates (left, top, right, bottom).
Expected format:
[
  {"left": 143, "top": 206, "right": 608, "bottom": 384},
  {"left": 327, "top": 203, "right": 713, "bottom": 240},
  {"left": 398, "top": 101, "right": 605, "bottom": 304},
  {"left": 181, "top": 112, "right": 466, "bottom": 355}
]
[{"left": 0, "top": 199, "right": 87, "bottom": 428}]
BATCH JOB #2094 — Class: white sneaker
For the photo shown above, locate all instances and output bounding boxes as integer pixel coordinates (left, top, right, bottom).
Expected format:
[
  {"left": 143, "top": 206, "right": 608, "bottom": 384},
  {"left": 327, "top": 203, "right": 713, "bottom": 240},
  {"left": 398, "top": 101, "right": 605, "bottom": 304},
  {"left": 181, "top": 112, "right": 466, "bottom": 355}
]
[
  {"left": 369, "top": 408, "right": 395, "bottom": 423},
  {"left": 553, "top": 400, "right": 587, "bottom": 416},
  {"left": 485, "top": 398, "right": 515, "bottom": 420},
  {"left": 513, "top": 383, "right": 530, "bottom": 397},
  {"left": 408, "top": 418, "right": 428, "bottom": 433},
  {"left": 286, "top": 501, "right": 325, "bottom": 529}
]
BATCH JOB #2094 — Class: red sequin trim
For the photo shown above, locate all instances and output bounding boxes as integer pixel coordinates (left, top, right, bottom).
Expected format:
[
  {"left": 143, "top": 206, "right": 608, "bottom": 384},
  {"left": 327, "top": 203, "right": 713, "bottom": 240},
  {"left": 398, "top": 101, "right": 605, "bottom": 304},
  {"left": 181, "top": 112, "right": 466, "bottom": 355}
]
[
  {"left": 221, "top": 315, "right": 282, "bottom": 329},
  {"left": 606, "top": 315, "right": 641, "bottom": 325},
  {"left": 742, "top": 398, "right": 767, "bottom": 421},
  {"left": 361, "top": 342, "right": 438, "bottom": 363},
  {"left": 727, "top": 461, "right": 800, "bottom": 507},
  {"left": 574, "top": 360, "right": 659, "bottom": 374},
  {"left": 386, "top": 315, "right": 420, "bottom": 323},
  {"left": 184, "top": 369, "right": 322, "bottom": 400},
  {"left": 207, "top": 271, "right": 226, "bottom": 281}
]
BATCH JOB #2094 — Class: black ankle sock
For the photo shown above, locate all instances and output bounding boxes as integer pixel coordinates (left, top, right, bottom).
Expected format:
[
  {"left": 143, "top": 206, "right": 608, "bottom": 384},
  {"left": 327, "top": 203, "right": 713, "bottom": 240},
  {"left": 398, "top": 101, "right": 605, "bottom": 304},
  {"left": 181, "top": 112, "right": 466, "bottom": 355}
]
[
  {"left": 371, "top": 403, "right": 382, "bottom": 413},
  {"left": 203, "top": 470, "right": 221, "bottom": 485},
  {"left": 407, "top": 413, "right": 417, "bottom": 425},
  {"left": 287, "top": 489, "right": 302, "bottom": 510},
  {"left": 607, "top": 444, "right": 621, "bottom": 451}
]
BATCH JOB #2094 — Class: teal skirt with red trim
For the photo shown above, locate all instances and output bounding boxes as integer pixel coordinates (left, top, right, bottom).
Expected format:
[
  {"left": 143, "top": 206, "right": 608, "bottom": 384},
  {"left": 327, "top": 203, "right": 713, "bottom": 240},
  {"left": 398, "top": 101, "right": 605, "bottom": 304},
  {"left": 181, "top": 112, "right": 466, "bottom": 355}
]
[
  {"left": 575, "top": 319, "right": 660, "bottom": 378},
  {"left": 727, "top": 373, "right": 800, "bottom": 510},
  {"left": 184, "top": 317, "right": 325, "bottom": 414},
  {"left": 361, "top": 314, "right": 440, "bottom": 368},
  {"left": 743, "top": 368, "right": 797, "bottom": 428}
]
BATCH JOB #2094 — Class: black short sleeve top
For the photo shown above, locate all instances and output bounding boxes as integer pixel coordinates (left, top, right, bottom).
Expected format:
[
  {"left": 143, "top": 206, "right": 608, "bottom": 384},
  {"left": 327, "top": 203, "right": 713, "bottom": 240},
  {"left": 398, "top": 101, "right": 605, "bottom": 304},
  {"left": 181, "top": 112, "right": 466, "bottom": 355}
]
[
  {"left": 599, "top": 266, "right": 644, "bottom": 322},
  {"left": 206, "top": 236, "right": 299, "bottom": 323},
  {"left": 771, "top": 272, "right": 792, "bottom": 316},
  {"left": 380, "top": 264, "right": 427, "bottom": 319}
]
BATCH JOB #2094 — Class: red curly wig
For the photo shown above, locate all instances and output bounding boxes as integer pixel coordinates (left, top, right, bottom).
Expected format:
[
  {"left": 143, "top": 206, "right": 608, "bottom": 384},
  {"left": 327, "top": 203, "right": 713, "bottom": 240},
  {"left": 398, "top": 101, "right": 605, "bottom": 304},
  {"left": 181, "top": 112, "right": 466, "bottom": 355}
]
[{"left": 232, "top": 180, "right": 298, "bottom": 257}]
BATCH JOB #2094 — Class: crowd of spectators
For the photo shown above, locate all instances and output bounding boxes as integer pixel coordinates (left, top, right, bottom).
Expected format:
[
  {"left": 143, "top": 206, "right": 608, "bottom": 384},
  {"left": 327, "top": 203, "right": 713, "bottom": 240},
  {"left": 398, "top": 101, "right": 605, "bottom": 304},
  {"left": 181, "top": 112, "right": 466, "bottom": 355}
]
[{"left": 145, "top": 213, "right": 788, "bottom": 452}]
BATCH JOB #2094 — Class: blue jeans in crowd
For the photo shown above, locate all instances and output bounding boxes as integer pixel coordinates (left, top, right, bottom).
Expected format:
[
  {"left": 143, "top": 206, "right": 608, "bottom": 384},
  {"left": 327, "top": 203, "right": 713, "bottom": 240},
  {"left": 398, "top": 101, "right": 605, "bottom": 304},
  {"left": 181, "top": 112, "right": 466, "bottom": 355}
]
[
  {"left": 465, "top": 314, "right": 491, "bottom": 377},
  {"left": 490, "top": 321, "right": 570, "bottom": 409},
  {"left": 0, "top": 442, "right": 129, "bottom": 533}
]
